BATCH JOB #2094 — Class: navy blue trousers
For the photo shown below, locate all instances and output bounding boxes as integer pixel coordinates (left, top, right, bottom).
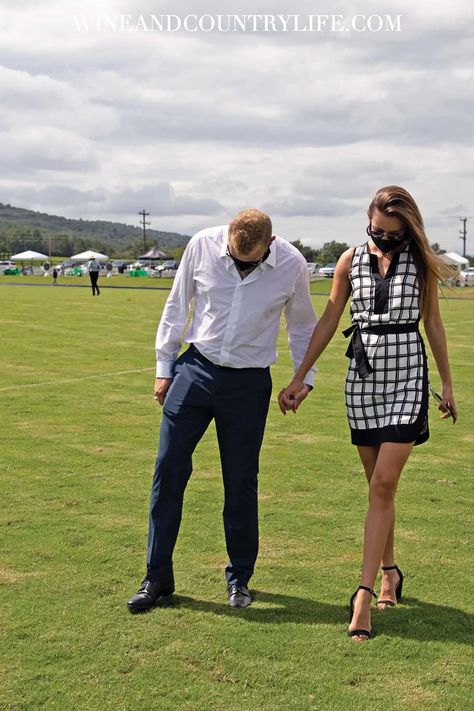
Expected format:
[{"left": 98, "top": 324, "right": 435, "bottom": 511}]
[{"left": 146, "top": 346, "right": 272, "bottom": 587}]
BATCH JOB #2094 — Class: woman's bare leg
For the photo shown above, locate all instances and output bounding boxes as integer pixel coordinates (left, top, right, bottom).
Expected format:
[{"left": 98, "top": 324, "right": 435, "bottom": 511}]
[
  {"left": 349, "top": 442, "right": 414, "bottom": 640},
  {"left": 357, "top": 445, "right": 397, "bottom": 606}
]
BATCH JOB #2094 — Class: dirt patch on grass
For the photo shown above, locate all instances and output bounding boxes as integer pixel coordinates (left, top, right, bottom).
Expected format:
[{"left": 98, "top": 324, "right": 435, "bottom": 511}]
[
  {"left": 285, "top": 433, "right": 319, "bottom": 444},
  {"left": 0, "top": 565, "right": 44, "bottom": 583}
]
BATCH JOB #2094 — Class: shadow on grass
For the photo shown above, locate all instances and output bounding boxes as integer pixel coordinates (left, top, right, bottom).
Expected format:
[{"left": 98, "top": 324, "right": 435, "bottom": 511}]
[{"left": 153, "top": 591, "right": 473, "bottom": 644}]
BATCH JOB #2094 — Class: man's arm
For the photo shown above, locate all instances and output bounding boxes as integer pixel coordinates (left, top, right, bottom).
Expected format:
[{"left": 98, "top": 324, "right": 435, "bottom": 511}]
[
  {"left": 284, "top": 260, "right": 318, "bottom": 394},
  {"left": 155, "top": 240, "right": 196, "bottom": 379}
]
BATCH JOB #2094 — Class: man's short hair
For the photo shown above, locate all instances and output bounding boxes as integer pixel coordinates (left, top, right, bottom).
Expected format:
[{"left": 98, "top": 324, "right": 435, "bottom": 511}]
[{"left": 228, "top": 209, "right": 272, "bottom": 255}]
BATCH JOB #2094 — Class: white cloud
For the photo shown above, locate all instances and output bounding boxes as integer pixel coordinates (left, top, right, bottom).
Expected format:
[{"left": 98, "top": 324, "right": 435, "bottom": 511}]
[
  {"left": 0, "top": 125, "right": 99, "bottom": 174},
  {"left": 0, "top": 0, "right": 472, "bottom": 251},
  {"left": 1, "top": 181, "right": 224, "bottom": 217}
]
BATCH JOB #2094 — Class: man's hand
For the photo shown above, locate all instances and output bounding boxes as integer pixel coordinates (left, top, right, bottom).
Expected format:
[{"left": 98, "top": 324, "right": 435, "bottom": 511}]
[
  {"left": 154, "top": 377, "right": 172, "bottom": 405},
  {"left": 278, "top": 380, "right": 311, "bottom": 415}
]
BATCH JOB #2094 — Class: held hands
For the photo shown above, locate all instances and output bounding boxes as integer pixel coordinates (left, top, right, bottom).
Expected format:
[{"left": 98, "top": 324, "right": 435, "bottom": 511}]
[
  {"left": 278, "top": 379, "right": 310, "bottom": 415},
  {"left": 154, "top": 377, "right": 172, "bottom": 405}
]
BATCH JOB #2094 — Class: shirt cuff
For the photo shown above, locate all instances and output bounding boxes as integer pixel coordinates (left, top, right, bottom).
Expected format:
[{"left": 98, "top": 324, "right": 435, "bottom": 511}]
[
  {"left": 156, "top": 361, "right": 174, "bottom": 379},
  {"left": 302, "top": 368, "right": 316, "bottom": 389}
]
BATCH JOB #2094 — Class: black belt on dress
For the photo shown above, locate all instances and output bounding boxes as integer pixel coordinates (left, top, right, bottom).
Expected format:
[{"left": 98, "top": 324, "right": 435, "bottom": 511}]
[{"left": 342, "top": 322, "right": 420, "bottom": 379}]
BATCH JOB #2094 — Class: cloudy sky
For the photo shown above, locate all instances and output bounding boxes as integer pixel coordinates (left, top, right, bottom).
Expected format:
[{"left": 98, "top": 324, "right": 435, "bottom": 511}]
[{"left": 0, "top": 0, "right": 473, "bottom": 251}]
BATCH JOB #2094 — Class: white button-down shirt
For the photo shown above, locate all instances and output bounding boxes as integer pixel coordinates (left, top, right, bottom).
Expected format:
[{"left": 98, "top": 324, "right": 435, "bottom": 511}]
[{"left": 155, "top": 225, "right": 318, "bottom": 386}]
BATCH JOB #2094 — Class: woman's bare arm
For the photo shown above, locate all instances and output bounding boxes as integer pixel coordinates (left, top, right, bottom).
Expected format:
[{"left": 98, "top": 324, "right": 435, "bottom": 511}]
[
  {"left": 423, "top": 279, "right": 458, "bottom": 422},
  {"left": 278, "top": 248, "right": 353, "bottom": 413}
]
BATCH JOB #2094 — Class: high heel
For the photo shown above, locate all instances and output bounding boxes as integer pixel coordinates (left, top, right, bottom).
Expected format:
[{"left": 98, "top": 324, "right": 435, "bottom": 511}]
[
  {"left": 348, "top": 585, "right": 377, "bottom": 639},
  {"left": 376, "top": 565, "right": 404, "bottom": 607}
]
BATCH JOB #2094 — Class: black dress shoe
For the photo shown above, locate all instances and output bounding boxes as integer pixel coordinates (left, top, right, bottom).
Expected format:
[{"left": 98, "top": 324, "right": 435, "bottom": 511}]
[
  {"left": 227, "top": 584, "right": 252, "bottom": 609},
  {"left": 127, "top": 578, "right": 175, "bottom": 613}
]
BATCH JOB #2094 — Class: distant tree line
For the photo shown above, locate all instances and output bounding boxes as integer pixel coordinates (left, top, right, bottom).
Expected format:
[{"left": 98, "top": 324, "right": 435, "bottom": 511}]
[
  {"left": 1, "top": 202, "right": 471, "bottom": 266},
  {"left": 291, "top": 239, "right": 474, "bottom": 266},
  {"left": 0, "top": 229, "right": 186, "bottom": 261},
  {"left": 290, "top": 240, "right": 350, "bottom": 264},
  {"left": 0, "top": 203, "right": 189, "bottom": 261}
]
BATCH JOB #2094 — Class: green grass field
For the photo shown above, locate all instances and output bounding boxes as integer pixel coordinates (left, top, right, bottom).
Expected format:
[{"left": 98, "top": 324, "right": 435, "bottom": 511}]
[
  {"left": 3, "top": 272, "right": 474, "bottom": 299},
  {"left": 1, "top": 282, "right": 473, "bottom": 711}
]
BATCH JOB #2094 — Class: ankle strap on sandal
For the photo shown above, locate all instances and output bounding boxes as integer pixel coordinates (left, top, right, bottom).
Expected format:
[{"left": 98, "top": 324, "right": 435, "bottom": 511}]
[
  {"left": 381, "top": 565, "right": 398, "bottom": 571},
  {"left": 358, "top": 585, "right": 377, "bottom": 598}
]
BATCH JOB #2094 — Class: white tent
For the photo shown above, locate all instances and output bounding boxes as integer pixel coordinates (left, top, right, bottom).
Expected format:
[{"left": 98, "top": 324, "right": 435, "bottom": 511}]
[
  {"left": 11, "top": 250, "right": 48, "bottom": 260},
  {"left": 70, "top": 250, "right": 109, "bottom": 260},
  {"left": 440, "top": 252, "right": 469, "bottom": 273}
]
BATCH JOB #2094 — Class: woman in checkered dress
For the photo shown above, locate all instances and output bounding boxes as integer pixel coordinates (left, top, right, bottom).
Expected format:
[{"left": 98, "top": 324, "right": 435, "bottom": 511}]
[
  {"left": 279, "top": 186, "right": 457, "bottom": 641},
  {"left": 344, "top": 239, "right": 429, "bottom": 446}
]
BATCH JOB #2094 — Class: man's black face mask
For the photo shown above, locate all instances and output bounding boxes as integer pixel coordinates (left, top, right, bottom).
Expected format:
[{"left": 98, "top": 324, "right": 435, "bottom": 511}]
[{"left": 227, "top": 245, "right": 271, "bottom": 271}]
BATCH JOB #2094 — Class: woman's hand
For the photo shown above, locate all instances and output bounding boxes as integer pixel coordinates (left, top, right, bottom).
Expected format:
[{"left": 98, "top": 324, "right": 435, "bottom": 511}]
[
  {"left": 278, "top": 379, "right": 309, "bottom": 415},
  {"left": 440, "top": 384, "right": 458, "bottom": 423}
]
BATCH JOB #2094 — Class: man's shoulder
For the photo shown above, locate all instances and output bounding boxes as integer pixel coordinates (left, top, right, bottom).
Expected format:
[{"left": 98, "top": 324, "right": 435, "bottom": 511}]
[
  {"left": 189, "top": 225, "right": 228, "bottom": 248},
  {"left": 273, "top": 236, "right": 307, "bottom": 266}
]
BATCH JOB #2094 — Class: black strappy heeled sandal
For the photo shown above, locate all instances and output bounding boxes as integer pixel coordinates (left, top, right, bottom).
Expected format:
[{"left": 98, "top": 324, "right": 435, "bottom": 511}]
[
  {"left": 348, "top": 585, "right": 377, "bottom": 639},
  {"left": 376, "top": 565, "right": 404, "bottom": 607}
]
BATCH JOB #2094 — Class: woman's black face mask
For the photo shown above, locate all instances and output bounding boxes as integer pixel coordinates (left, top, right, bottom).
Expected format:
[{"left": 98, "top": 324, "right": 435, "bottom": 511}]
[{"left": 366, "top": 225, "right": 410, "bottom": 253}]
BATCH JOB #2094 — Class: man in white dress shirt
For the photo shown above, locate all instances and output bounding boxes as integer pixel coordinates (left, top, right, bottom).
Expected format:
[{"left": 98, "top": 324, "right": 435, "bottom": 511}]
[{"left": 127, "top": 209, "right": 317, "bottom": 612}]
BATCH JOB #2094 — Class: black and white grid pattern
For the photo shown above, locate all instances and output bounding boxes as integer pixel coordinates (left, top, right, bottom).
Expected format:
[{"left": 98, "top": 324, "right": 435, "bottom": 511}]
[{"left": 345, "top": 242, "right": 429, "bottom": 437}]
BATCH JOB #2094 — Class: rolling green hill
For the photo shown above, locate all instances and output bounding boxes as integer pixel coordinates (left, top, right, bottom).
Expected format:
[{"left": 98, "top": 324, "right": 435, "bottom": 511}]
[{"left": 0, "top": 203, "right": 191, "bottom": 258}]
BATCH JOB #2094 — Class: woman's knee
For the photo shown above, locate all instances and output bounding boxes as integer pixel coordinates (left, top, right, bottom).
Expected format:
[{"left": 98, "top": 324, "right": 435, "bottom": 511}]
[{"left": 369, "top": 470, "right": 399, "bottom": 503}]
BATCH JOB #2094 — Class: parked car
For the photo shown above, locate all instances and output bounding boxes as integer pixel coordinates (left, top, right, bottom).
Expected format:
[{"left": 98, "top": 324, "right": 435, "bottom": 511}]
[
  {"left": 56, "top": 260, "right": 76, "bottom": 272},
  {"left": 460, "top": 267, "right": 474, "bottom": 286},
  {"left": 0, "top": 260, "right": 16, "bottom": 274},
  {"left": 132, "top": 260, "right": 159, "bottom": 270},
  {"left": 157, "top": 260, "right": 180, "bottom": 272},
  {"left": 112, "top": 261, "right": 130, "bottom": 274},
  {"left": 306, "top": 262, "right": 323, "bottom": 275},
  {"left": 319, "top": 262, "right": 336, "bottom": 277},
  {"left": 57, "top": 261, "right": 87, "bottom": 276}
]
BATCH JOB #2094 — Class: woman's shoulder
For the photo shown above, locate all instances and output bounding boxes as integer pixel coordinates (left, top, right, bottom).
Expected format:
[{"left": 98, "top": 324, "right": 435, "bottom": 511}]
[
  {"left": 353, "top": 240, "right": 369, "bottom": 254},
  {"left": 335, "top": 246, "right": 358, "bottom": 279},
  {"left": 340, "top": 242, "right": 367, "bottom": 267}
]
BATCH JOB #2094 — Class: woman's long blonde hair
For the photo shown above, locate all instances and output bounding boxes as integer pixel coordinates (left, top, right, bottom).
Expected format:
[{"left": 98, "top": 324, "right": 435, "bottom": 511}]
[{"left": 368, "top": 186, "right": 454, "bottom": 317}]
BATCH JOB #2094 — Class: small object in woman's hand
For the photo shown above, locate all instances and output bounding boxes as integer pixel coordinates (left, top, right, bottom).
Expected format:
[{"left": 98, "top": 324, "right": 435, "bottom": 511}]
[{"left": 429, "top": 387, "right": 456, "bottom": 423}]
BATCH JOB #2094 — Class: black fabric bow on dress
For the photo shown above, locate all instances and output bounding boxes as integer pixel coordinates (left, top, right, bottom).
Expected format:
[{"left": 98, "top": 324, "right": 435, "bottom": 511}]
[{"left": 343, "top": 323, "right": 373, "bottom": 379}]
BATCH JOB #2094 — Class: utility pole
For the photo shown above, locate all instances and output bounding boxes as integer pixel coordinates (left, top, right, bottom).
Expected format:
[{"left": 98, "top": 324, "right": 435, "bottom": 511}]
[
  {"left": 459, "top": 217, "right": 467, "bottom": 258},
  {"left": 138, "top": 209, "right": 150, "bottom": 252}
]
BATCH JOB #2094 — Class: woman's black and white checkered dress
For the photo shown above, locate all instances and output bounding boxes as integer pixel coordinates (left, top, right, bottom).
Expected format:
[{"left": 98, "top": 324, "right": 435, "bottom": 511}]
[{"left": 344, "top": 241, "right": 429, "bottom": 446}]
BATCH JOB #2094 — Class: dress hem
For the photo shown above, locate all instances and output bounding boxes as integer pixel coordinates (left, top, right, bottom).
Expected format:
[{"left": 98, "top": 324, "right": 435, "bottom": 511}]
[{"left": 350, "top": 425, "right": 429, "bottom": 447}]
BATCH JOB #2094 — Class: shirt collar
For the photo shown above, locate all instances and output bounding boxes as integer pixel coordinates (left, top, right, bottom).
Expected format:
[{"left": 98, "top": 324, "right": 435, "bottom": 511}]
[
  {"left": 219, "top": 227, "right": 230, "bottom": 258},
  {"left": 264, "top": 241, "right": 276, "bottom": 268}
]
